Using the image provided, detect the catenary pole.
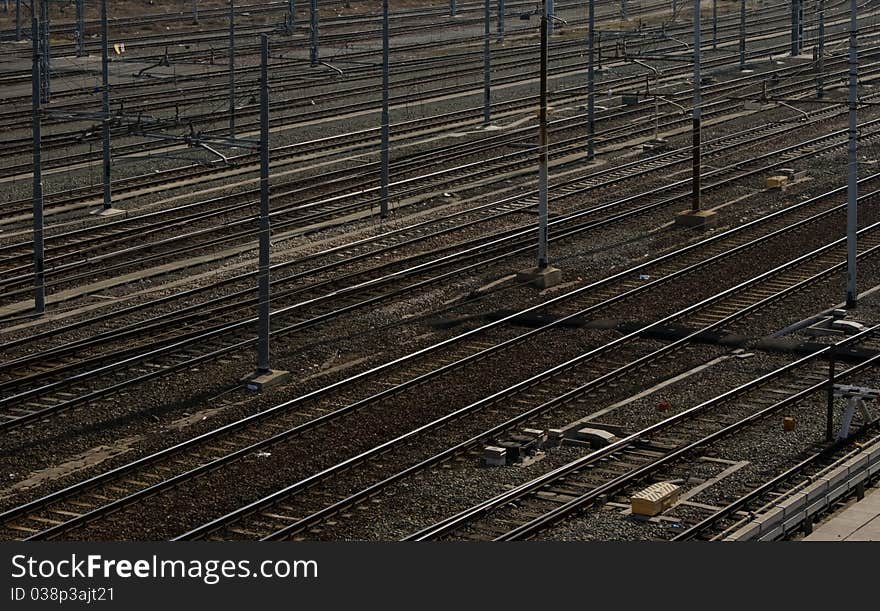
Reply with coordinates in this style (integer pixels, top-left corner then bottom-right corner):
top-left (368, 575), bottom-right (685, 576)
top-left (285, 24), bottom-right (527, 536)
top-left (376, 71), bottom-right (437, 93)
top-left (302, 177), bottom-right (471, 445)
top-left (40, 0), bottom-right (49, 103)
top-left (846, 0), bottom-right (858, 307)
top-left (380, 0), bottom-right (390, 218)
top-left (740, 0), bottom-right (746, 70)
top-left (484, 0), bottom-right (491, 124)
top-left (229, 0), bottom-right (236, 139)
top-left (497, 0), bottom-right (505, 42)
top-left (75, 0), bottom-right (85, 57)
top-left (692, 0), bottom-right (702, 212)
top-left (712, 0), bottom-right (717, 49)
top-left (587, 0), bottom-right (595, 160)
top-left (309, 0), bottom-right (318, 65)
top-left (818, 0), bottom-right (825, 97)
top-left (257, 34), bottom-right (272, 372)
top-left (538, 0), bottom-right (549, 268)
top-left (101, 0), bottom-right (112, 212)
top-left (286, 0), bottom-right (295, 34)
top-left (31, 16), bottom-right (45, 314)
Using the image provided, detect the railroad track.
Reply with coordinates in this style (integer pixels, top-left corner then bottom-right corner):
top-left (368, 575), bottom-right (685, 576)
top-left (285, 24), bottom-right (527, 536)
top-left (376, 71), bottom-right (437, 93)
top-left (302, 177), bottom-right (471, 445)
top-left (1, 108), bottom-right (877, 433)
top-left (5, 26), bottom-right (872, 260)
top-left (0, 0), bottom-right (876, 544)
top-left (0, 97), bottom-right (780, 294)
top-left (0, 0), bottom-right (599, 55)
top-left (1, 67), bottom-right (875, 312)
top-left (0, 0), bottom-right (850, 179)
top-left (666, 413), bottom-right (880, 541)
top-left (0, 173), bottom-right (877, 540)
top-left (403, 331), bottom-right (880, 541)
top-left (2, 33), bottom-right (865, 221)
top-left (0, 8), bottom-right (667, 136)
top-left (175, 218), bottom-right (880, 541)
top-left (0, 76), bottom-right (756, 236)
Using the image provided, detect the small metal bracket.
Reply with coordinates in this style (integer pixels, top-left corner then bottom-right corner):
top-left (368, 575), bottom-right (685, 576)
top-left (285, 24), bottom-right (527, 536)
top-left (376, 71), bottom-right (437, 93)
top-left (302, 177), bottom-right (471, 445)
top-left (833, 385), bottom-right (879, 440)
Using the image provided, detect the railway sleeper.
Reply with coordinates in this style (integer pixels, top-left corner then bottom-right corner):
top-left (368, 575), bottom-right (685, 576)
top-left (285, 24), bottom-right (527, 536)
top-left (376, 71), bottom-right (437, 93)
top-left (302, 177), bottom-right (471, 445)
top-left (533, 491), bottom-right (578, 504)
top-left (47, 509), bottom-right (83, 519)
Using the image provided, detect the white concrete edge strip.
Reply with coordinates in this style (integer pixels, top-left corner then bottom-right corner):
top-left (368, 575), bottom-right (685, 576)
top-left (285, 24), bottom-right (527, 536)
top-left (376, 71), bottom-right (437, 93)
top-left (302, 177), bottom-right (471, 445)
top-left (725, 438), bottom-right (880, 541)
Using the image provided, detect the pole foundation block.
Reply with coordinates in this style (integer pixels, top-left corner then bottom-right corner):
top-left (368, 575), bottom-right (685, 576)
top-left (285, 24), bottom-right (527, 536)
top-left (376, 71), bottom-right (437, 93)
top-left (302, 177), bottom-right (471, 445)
top-left (90, 207), bottom-right (124, 217)
top-left (516, 266), bottom-right (562, 289)
top-left (674, 209), bottom-right (717, 229)
top-left (642, 138), bottom-right (669, 152)
top-left (243, 369), bottom-right (291, 392)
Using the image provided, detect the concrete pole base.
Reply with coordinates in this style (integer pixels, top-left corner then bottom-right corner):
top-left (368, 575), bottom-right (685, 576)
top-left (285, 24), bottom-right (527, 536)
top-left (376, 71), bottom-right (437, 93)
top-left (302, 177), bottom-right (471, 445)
top-left (642, 138), bottom-right (669, 152)
top-left (91, 207), bottom-right (124, 217)
top-left (242, 369), bottom-right (291, 392)
top-left (743, 100), bottom-right (775, 111)
top-left (674, 209), bottom-right (718, 229)
top-left (516, 266), bottom-right (562, 289)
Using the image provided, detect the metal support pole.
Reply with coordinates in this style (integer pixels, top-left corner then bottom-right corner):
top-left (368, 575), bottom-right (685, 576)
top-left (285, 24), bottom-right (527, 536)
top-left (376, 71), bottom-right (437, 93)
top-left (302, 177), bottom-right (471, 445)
top-left (101, 0), bottom-right (112, 211)
top-left (798, 0), bottom-right (804, 53)
top-left (654, 92), bottom-right (660, 142)
top-left (740, 0), bottom-right (746, 70)
top-left (791, 0), bottom-right (803, 56)
top-left (846, 0), bottom-right (858, 308)
top-left (547, 0), bottom-right (554, 37)
top-left (497, 0), bottom-right (505, 42)
top-left (483, 0), bottom-right (491, 125)
top-left (380, 0), bottom-right (390, 219)
top-left (587, 0), bottom-right (595, 161)
top-left (621, 0), bottom-right (627, 20)
top-left (309, 0), bottom-right (318, 66)
top-left (826, 356), bottom-right (836, 441)
top-left (712, 0), bottom-right (717, 49)
top-left (43, 11), bottom-right (49, 102)
top-left (286, 0), bottom-right (295, 34)
top-left (818, 0), bottom-right (825, 97)
top-left (39, 0), bottom-right (49, 103)
top-left (257, 34), bottom-right (271, 374)
top-left (538, 0), bottom-right (549, 269)
top-left (692, 0), bottom-right (701, 212)
top-left (192, 0), bottom-right (198, 25)
top-left (75, 0), bottom-right (84, 57)
top-left (450, 0), bottom-right (456, 17)
top-left (15, 0), bottom-right (20, 41)
top-left (31, 17), bottom-right (45, 315)
top-left (229, 0), bottom-right (235, 139)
